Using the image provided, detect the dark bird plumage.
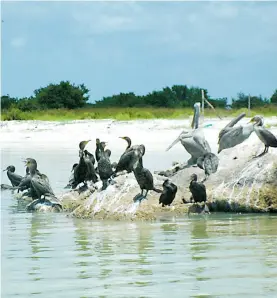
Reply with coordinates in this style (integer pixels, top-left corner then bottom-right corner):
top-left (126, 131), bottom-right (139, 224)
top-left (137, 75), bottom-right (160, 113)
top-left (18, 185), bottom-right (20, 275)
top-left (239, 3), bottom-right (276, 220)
top-left (3, 165), bottom-right (23, 187)
top-left (159, 179), bottom-right (178, 207)
top-left (132, 147), bottom-right (162, 203)
top-left (72, 150), bottom-right (88, 189)
top-left (197, 152), bottom-right (219, 182)
top-left (189, 174), bottom-right (207, 203)
top-left (115, 140), bottom-right (145, 175)
top-left (25, 158), bottom-right (55, 200)
top-left (84, 150), bottom-right (98, 183)
top-left (250, 116), bottom-right (277, 158)
top-left (97, 142), bottom-right (114, 190)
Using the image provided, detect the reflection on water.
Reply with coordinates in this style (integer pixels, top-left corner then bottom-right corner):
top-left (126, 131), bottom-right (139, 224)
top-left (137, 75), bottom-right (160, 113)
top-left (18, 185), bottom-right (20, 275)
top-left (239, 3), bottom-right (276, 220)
top-left (1, 146), bottom-right (277, 297)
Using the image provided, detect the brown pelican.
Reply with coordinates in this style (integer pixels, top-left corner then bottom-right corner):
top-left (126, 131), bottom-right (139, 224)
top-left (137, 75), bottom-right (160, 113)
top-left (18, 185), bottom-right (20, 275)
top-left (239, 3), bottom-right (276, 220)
top-left (218, 113), bottom-right (255, 154)
top-left (249, 115), bottom-right (277, 157)
top-left (166, 102), bottom-right (211, 166)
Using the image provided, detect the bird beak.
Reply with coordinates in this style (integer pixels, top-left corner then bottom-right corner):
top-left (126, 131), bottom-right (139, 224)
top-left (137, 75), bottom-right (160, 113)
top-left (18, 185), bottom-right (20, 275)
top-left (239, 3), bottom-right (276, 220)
top-left (3, 168), bottom-right (7, 172)
top-left (248, 118), bottom-right (254, 123)
top-left (119, 137), bottom-right (124, 139)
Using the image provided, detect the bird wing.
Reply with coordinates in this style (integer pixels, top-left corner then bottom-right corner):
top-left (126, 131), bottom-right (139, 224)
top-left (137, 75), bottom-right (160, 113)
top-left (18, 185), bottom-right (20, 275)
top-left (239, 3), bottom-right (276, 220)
top-left (256, 128), bottom-right (277, 147)
top-left (204, 153), bottom-right (219, 175)
top-left (193, 129), bottom-right (211, 153)
top-left (8, 172), bottom-right (23, 186)
top-left (218, 113), bottom-right (246, 142)
top-left (116, 150), bottom-right (137, 171)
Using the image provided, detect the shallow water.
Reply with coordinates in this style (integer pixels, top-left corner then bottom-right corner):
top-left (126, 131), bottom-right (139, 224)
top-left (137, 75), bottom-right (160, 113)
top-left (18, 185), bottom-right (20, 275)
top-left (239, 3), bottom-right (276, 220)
top-left (1, 133), bottom-right (277, 297)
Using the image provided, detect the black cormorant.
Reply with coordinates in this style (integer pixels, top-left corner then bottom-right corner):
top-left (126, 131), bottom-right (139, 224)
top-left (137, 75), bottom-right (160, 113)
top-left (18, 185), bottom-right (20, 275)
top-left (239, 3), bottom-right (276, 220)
top-left (114, 143), bottom-right (145, 175)
top-left (189, 174), bottom-right (207, 203)
top-left (97, 142), bottom-right (114, 190)
top-left (132, 146), bottom-right (162, 203)
top-left (159, 179), bottom-right (178, 207)
top-left (3, 165), bottom-right (23, 187)
top-left (84, 150), bottom-right (98, 183)
top-left (24, 158), bottom-right (55, 199)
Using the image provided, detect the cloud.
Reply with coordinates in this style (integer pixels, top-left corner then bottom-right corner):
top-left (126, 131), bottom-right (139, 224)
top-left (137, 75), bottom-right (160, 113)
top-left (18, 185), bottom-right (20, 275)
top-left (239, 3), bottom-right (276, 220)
top-left (10, 37), bottom-right (26, 48)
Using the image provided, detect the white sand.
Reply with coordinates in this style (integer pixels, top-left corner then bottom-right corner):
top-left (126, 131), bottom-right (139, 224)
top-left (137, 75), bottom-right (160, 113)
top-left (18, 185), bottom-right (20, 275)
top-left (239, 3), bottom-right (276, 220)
top-left (1, 116), bottom-right (277, 217)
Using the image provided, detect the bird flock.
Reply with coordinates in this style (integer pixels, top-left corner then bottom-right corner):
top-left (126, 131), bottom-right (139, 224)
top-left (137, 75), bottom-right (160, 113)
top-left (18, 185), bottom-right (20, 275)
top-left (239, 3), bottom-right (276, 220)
top-left (2, 103), bottom-right (277, 212)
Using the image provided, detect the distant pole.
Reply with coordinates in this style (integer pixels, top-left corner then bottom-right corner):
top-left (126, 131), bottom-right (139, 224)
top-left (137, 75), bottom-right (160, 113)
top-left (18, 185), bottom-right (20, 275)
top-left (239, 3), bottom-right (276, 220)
top-left (248, 94), bottom-right (251, 116)
top-left (201, 89), bottom-right (205, 116)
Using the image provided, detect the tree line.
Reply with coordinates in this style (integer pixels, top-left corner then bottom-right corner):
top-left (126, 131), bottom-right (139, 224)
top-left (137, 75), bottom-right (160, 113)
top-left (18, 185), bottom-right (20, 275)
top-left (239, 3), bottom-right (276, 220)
top-left (1, 80), bottom-right (277, 112)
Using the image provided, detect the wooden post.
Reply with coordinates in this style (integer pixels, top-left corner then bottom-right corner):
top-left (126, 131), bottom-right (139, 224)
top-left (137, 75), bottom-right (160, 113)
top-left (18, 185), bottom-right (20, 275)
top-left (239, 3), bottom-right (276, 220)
top-left (201, 89), bottom-right (205, 116)
top-left (248, 94), bottom-right (251, 116)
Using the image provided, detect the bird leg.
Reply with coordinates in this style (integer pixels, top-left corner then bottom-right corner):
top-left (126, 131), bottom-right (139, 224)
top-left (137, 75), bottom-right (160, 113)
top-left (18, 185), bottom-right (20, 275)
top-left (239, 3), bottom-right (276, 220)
top-left (252, 146), bottom-right (268, 159)
top-left (133, 190), bottom-right (145, 203)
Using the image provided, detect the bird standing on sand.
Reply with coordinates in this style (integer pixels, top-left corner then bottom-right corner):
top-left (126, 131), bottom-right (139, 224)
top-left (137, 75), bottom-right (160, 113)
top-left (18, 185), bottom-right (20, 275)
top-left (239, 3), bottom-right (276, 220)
top-left (249, 115), bottom-right (277, 158)
top-left (188, 173), bottom-right (207, 203)
top-left (159, 179), bottom-right (178, 207)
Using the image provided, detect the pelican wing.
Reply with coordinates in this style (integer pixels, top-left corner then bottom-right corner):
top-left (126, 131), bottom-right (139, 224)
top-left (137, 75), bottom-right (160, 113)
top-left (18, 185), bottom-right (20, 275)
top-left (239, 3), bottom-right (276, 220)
top-left (218, 113), bottom-right (246, 141)
top-left (192, 129), bottom-right (211, 153)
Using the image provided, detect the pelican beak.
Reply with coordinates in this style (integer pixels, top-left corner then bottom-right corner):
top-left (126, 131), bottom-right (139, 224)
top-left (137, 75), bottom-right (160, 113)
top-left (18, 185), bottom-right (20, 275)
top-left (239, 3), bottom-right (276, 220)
top-left (166, 136), bottom-right (181, 151)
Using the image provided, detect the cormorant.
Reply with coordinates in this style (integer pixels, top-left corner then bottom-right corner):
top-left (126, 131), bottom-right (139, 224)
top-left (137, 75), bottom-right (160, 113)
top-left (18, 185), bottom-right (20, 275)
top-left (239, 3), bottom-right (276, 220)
top-left (72, 140), bottom-right (91, 189)
top-left (166, 102), bottom-right (211, 166)
top-left (159, 179), bottom-right (178, 207)
top-left (189, 174), bottom-right (207, 203)
top-left (3, 165), bottom-right (23, 186)
top-left (218, 113), bottom-right (255, 154)
top-left (72, 150), bottom-right (88, 189)
top-left (97, 142), bottom-right (114, 190)
top-left (64, 163), bottom-right (78, 189)
top-left (114, 143), bottom-right (145, 175)
top-left (84, 149), bottom-right (96, 165)
top-left (84, 150), bottom-right (98, 183)
top-left (196, 152), bottom-right (219, 182)
top-left (250, 115), bottom-right (277, 157)
top-left (132, 146), bottom-right (162, 203)
top-left (95, 139), bottom-right (107, 162)
top-left (24, 158), bottom-right (55, 199)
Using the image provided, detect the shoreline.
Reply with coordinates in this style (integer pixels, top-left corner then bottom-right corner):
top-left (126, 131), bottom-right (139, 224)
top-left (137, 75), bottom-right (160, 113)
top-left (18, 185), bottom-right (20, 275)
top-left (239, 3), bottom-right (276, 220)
top-left (1, 117), bottom-right (277, 220)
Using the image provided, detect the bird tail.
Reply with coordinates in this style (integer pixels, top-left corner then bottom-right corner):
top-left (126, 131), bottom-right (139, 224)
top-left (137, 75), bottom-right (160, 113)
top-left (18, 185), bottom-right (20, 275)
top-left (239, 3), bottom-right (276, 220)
top-left (153, 187), bottom-right (163, 194)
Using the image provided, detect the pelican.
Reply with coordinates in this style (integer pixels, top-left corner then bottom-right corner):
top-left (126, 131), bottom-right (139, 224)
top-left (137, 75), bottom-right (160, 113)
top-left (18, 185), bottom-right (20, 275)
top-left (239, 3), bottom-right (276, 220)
top-left (218, 113), bottom-right (255, 154)
top-left (166, 102), bottom-right (211, 166)
top-left (249, 115), bottom-right (277, 157)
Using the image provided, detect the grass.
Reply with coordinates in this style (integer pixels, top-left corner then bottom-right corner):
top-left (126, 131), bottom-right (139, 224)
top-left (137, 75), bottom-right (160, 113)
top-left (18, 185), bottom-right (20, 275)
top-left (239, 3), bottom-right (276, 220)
top-left (1, 105), bottom-right (277, 121)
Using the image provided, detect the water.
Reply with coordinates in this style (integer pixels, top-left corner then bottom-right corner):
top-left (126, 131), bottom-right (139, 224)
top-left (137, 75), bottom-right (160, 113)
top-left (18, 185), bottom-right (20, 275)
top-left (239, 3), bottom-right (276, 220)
top-left (1, 139), bottom-right (277, 297)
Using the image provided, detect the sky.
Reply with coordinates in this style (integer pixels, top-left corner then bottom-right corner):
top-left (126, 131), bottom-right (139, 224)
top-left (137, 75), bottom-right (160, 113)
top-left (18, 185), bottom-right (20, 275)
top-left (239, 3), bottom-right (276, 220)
top-left (1, 1), bottom-right (277, 103)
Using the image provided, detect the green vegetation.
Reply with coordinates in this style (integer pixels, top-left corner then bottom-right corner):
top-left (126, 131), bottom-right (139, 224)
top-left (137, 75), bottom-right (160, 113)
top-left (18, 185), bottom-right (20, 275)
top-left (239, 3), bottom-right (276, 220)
top-left (1, 81), bottom-right (276, 121)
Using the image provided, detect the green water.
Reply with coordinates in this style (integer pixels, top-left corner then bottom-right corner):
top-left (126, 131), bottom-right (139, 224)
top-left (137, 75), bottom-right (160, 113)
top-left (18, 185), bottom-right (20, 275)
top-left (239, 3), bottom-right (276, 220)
top-left (1, 191), bottom-right (277, 297)
top-left (1, 146), bottom-right (277, 297)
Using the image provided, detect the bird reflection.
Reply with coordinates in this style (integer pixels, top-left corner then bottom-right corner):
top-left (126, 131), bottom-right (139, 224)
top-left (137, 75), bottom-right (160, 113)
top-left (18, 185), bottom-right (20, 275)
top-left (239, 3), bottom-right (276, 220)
top-left (189, 219), bottom-right (210, 282)
top-left (73, 218), bottom-right (93, 279)
top-left (28, 214), bottom-right (53, 282)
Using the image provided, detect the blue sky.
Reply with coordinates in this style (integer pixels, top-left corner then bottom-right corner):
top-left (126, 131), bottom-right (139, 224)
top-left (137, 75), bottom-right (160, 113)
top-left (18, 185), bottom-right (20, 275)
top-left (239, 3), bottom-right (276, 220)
top-left (1, 1), bottom-right (277, 103)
